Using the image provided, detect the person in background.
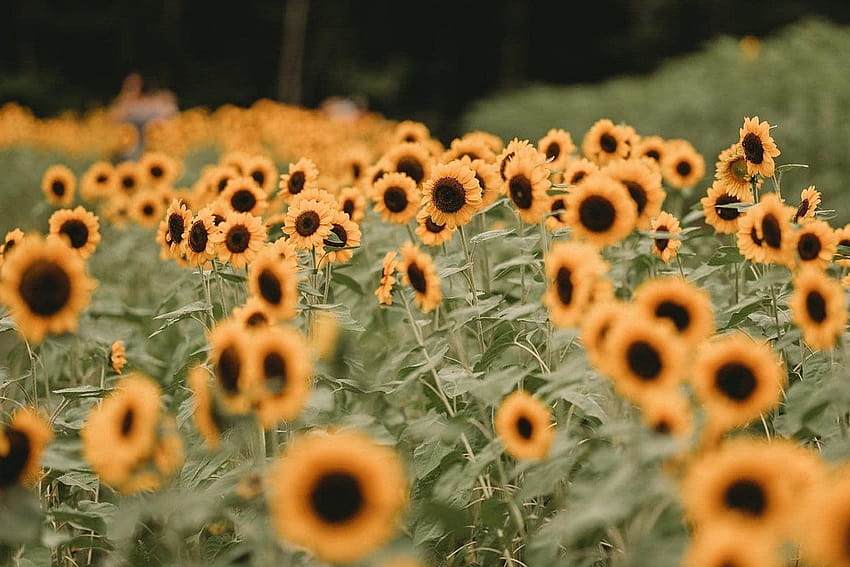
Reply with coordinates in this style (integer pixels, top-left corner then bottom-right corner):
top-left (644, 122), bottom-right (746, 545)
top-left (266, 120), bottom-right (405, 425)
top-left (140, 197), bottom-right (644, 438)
top-left (109, 72), bottom-right (179, 161)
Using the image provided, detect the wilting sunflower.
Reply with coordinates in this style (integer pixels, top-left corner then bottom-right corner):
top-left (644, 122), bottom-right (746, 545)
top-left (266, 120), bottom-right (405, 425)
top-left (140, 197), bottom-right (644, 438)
top-left (791, 219), bottom-right (836, 270)
top-left (337, 186), bottom-right (367, 224)
top-left (700, 181), bottom-right (754, 235)
top-left (414, 209), bottom-right (455, 246)
top-left (81, 373), bottom-right (162, 488)
top-left (47, 206), bottom-right (102, 259)
top-left (738, 116), bottom-right (781, 178)
top-left (282, 197), bottom-right (333, 250)
top-left (181, 207), bottom-right (218, 267)
top-left (736, 193), bottom-right (794, 265)
top-left (495, 138), bottom-right (536, 182)
top-left (580, 300), bottom-right (626, 374)
top-left (0, 233), bottom-right (96, 343)
top-left (649, 211), bottom-right (682, 263)
top-left (543, 240), bottom-right (609, 328)
top-left (565, 172), bottom-right (637, 248)
top-left (279, 157), bottom-right (320, 201)
top-left (243, 154), bottom-right (279, 194)
top-left (0, 407), bottom-right (52, 489)
top-left (793, 185), bottom-right (821, 223)
top-left (440, 135), bottom-right (497, 164)
top-left (563, 157), bottom-right (599, 187)
top-left (789, 267), bottom-right (847, 351)
top-left (799, 469), bottom-right (850, 567)
top-left (502, 148), bottom-right (551, 224)
top-left (111, 340), bottom-right (127, 374)
top-left (375, 251), bottom-right (399, 306)
top-left (637, 390), bottom-right (693, 441)
top-left (633, 135), bottom-right (666, 168)
top-left (680, 437), bottom-right (793, 535)
top-left (661, 139), bottom-right (705, 190)
top-left (129, 191), bottom-right (165, 228)
top-left (212, 211), bottom-right (267, 269)
top-left (252, 325), bottom-right (313, 429)
top-left (41, 164), bottom-right (76, 206)
top-left (420, 160), bottom-right (482, 228)
top-left (581, 119), bottom-right (633, 165)
top-left (399, 241), bottom-right (442, 313)
top-left (139, 151), bottom-right (180, 186)
top-left (494, 390), bottom-right (555, 461)
top-left (372, 172), bottom-right (420, 225)
top-left (208, 319), bottom-right (259, 414)
top-left (266, 430), bottom-right (408, 564)
top-left (714, 143), bottom-right (756, 199)
top-left (603, 158), bottom-right (665, 229)
top-left (114, 160), bottom-right (143, 196)
top-left (602, 312), bottom-right (685, 404)
top-left (681, 524), bottom-right (781, 567)
top-left (382, 142), bottom-right (432, 186)
top-left (247, 246), bottom-right (298, 320)
top-left (220, 176), bottom-right (268, 216)
top-left (319, 209), bottom-right (362, 266)
top-left (155, 198), bottom-right (193, 262)
top-left (690, 331), bottom-right (784, 433)
top-left (537, 128), bottom-right (576, 171)
top-left (632, 276), bottom-right (715, 347)
top-left (80, 160), bottom-right (116, 202)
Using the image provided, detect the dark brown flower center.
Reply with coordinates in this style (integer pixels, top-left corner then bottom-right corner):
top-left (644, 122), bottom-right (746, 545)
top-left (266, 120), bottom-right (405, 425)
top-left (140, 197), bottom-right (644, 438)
top-left (225, 225), bottom-right (251, 253)
top-left (624, 181), bottom-right (647, 215)
top-left (600, 133), bottom-right (617, 154)
top-left (60, 219), bottom-right (90, 249)
top-left (750, 227), bottom-right (763, 247)
top-left (396, 156), bottom-right (424, 184)
top-left (251, 170), bottom-right (265, 186)
top-left (18, 259), bottom-right (72, 316)
top-left (655, 300), bottom-right (690, 332)
top-left (714, 195), bottom-right (741, 221)
top-left (188, 221), bottom-right (209, 253)
top-left (761, 214), bottom-right (782, 249)
top-left (167, 213), bottom-right (185, 245)
top-left (258, 269), bottom-right (282, 305)
top-left (407, 263), bottom-right (427, 293)
top-left (433, 177), bottom-right (467, 213)
top-left (654, 225), bottom-right (669, 252)
top-left (425, 217), bottom-right (445, 233)
top-left (295, 211), bottom-right (321, 237)
top-left (142, 204), bottom-right (155, 217)
top-left (741, 133), bottom-right (765, 165)
top-left (509, 175), bottom-right (533, 209)
top-left (715, 362), bottom-right (756, 401)
top-left (626, 341), bottom-right (662, 380)
top-left (288, 171), bottom-right (306, 194)
top-left (545, 142), bottom-right (560, 161)
top-left (645, 149), bottom-right (660, 161)
top-left (0, 429), bottom-right (30, 488)
top-left (231, 189), bottom-right (257, 213)
top-left (724, 478), bottom-right (766, 516)
top-left (806, 290), bottom-right (827, 323)
top-left (121, 175), bottom-right (136, 190)
top-left (310, 471), bottom-right (363, 524)
top-left (675, 160), bottom-right (692, 177)
top-left (150, 165), bottom-right (164, 179)
top-left (120, 408), bottom-right (135, 436)
top-left (653, 419), bottom-right (671, 434)
top-left (516, 416), bottom-right (533, 440)
top-left (383, 187), bottom-right (409, 213)
top-left (550, 198), bottom-right (566, 220)
top-left (51, 180), bottom-right (66, 196)
top-left (245, 312), bottom-right (268, 327)
top-left (555, 267), bottom-right (573, 305)
top-left (262, 351), bottom-right (287, 394)
top-left (323, 224), bottom-right (348, 248)
top-left (797, 233), bottom-right (822, 261)
top-left (96, 174), bottom-right (108, 184)
top-left (578, 195), bottom-right (616, 232)
top-left (342, 199), bottom-right (355, 218)
top-left (570, 171), bottom-right (587, 185)
top-left (499, 151), bottom-right (515, 180)
top-left (351, 163), bottom-right (362, 180)
top-left (794, 200), bottom-right (809, 222)
top-left (216, 346), bottom-right (241, 394)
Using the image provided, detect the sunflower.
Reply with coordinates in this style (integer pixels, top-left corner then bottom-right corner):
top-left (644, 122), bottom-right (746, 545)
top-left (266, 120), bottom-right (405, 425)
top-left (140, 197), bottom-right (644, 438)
top-left (114, 160), bottom-right (143, 195)
top-left (494, 390), bottom-right (555, 461)
top-left (41, 164), bottom-right (76, 206)
top-left (1, 228), bottom-right (25, 266)
top-left (603, 158), bottom-right (665, 229)
top-left (392, 119), bottom-right (431, 144)
top-left (139, 151), bottom-right (180, 186)
top-left (714, 143), bottom-right (756, 199)
top-left (372, 172), bottom-right (420, 225)
top-left (47, 206), bottom-right (102, 259)
top-left (738, 116), bottom-right (781, 178)
top-left (337, 186), bottom-right (367, 224)
top-left (188, 365), bottom-right (224, 450)
top-left (464, 157), bottom-right (502, 208)
top-left (649, 211), bottom-right (682, 263)
top-left (99, 193), bottom-right (131, 227)
top-left (208, 319), bottom-right (259, 414)
top-left (0, 407), bottom-right (52, 489)
top-left (440, 135), bottom-right (497, 164)
top-left (543, 240), bottom-right (609, 328)
top-left (502, 148), bottom-right (551, 224)
top-left (220, 176), bottom-right (268, 216)
top-left (111, 340), bottom-right (127, 374)
top-left (681, 525), bottom-right (781, 567)
top-left (538, 128), bottom-right (576, 171)
top-left (791, 219), bottom-right (836, 270)
top-left (420, 160), bottom-right (482, 228)
top-left (0, 234), bottom-right (96, 343)
top-left (212, 211), bottom-right (267, 269)
top-left (793, 185), bottom-right (821, 223)
top-left (563, 157), bottom-right (599, 187)
top-left (581, 119), bottom-right (633, 165)
top-left (834, 223), bottom-right (850, 267)
top-left (382, 142), bottom-right (434, 186)
top-left (81, 373), bottom-right (162, 488)
top-left (399, 241), bottom-right (441, 313)
top-left (580, 299), bottom-right (626, 374)
top-left (633, 135), bottom-right (666, 167)
top-left (544, 194), bottom-right (570, 232)
top-left (319, 209), bottom-right (362, 266)
top-left (495, 138), bottom-right (537, 182)
top-left (789, 267), bottom-right (847, 350)
top-left (799, 470), bottom-right (850, 567)
top-left (247, 246), bottom-right (298, 320)
top-left (637, 390), bottom-right (693, 441)
top-left (80, 161), bottom-right (116, 202)
top-left (282, 197), bottom-right (333, 250)
top-left (252, 325), bottom-right (313, 429)
top-left (375, 251), bottom-right (399, 306)
top-left (129, 191), bottom-right (166, 228)
top-left (690, 331), bottom-right (785, 433)
top-left (414, 209), bottom-right (455, 247)
top-left (266, 430), bottom-right (408, 564)
top-left (701, 180), bottom-right (754, 235)
top-left (243, 154), bottom-right (279, 194)
top-left (151, 417), bottom-right (184, 480)
top-left (181, 207), bottom-right (218, 267)
top-left (632, 276), bottom-right (715, 347)
top-left (565, 172), bottom-right (637, 248)
top-left (737, 193), bottom-right (794, 265)
top-left (279, 157), bottom-right (320, 201)
top-left (231, 296), bottom-right (276, 329)
top-left (155, 198), bottom-right (193, 262)
top-left (602, 312), bottom-right (685, 404)
top-left (680, 437), bottom-right (793, 535)
top-left (339, 146), bottom-right (372, 186)
top-left (661, 139), bottom-right (705, 190)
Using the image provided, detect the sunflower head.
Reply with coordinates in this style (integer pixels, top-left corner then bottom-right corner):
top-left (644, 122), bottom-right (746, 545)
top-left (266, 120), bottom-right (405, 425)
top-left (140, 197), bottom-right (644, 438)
top-left (0, 407), bottom-right (53, 489)
top-left (420, 160), bottom-right (482, 228)
top-left (661, 138), bottom-right (705, 190)
top-left (41, 164), bottom-right (76, 206)
top-left (494, 391), bottom-right (556, 461)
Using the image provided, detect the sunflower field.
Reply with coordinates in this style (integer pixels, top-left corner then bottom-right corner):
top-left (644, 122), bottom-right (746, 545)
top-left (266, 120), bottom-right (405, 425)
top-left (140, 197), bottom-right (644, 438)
top-left (2, 80), bottom-right (850, 567)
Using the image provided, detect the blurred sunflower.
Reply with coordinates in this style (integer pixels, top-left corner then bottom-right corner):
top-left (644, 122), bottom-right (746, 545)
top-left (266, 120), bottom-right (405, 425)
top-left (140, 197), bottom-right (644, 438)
top-left (337, 186), bottom-right (367, 224)
top-left (580, 299), bottom-right (626, 374)
top-left (231, 296), bottom-right (276, 329)
top-left (213, 211), bottom-right (267, 269)
top-left (220, 176), bottom-right (268, 216)
top-left (700, 180), bottom-right (753, 235)
top-left (266, 430), bottom-right (408, 564)
top-left (564, 172), bottom-right (637, 248)
top-left (375, 251), bottom-right (399, 306)
top-left (41, 164), bottom-right (76, 206)
top-left (0, 233), bottom-right (95, 343)
top-left (603, 158), bottom-right (665, 229)
top-left (319, 209), bottom-right (362, 266)
top-left (495, 138), bottom-right (536, 182)
top-left (155, 198), bottom-right (192, 262)
top-left (464, 157), bottom-right (502, 209)
top-left (537, 128), bottom-right (576, 171)
top-left (243, 154), bottom-right (279, 194)
top-left (661, 139), bottom-right (705, 190)
top-left (563, 157), bottom-right (599, 187)
top-left (738, 116), bottom-right (781, 178)
top-left (181, 207), bottom-right (218, 267)
top-left (420, 160), bottom-right (482, 228)
top-left (372, 172), bottom-right (420, 225)
top-left (252, 325), bottom-right (313, 429)
top-left (0, 407), bottom-right (52, 490)
top-left (799, 468), bottom-right (850, 567)
top-left (139, 151), bottom-right (180, 186)
top-left (649, 211), bottom-right (682, 263)
top-left (1, 228), bottom-right (25, 266)
top-left (581, 119), bottom-right (633, 165)
top-left (834, 223), bottom-right (850, 267)
top-left (793, 185), bottom-right (821, 223)
top-left (47, 206), bottom-right (102, 259)
top-left (637, 390), bottom-right (693, 441)
top-left (791, 219), bottom-right (836, 270)
top-left (631, 276), bottom-right (715, 347)
top-left (494, 390), bottom-right (555, 461)
top-left (208, 319), bottom-right (259, 414)
top-left (80, 160), bottom-right (116, 202)
top-left (247, 246), bottom-right (299, 320)
top-left (440, 134), bottom-right (497, 164)
top-left (188, 365), bottom-right (224, 450)
top-left (279, 157), bottom-right (320, 201)
top-left (789, 267), bottom-right (847, 351)
top-left (392, 119), bottom-right (431, 145)
top-left (383, 142), bottom-right (432, 186)
top-left (681, 524), bottom-right (781, 567)
top-left (633, 135), bottom-right (666, 167)
top-left (129, 191), bottom-right (166, 228)
top-left (543, 240), bottom-right (608, 328)
top-left (114, 161), bottom-right (143, 196)
top-left (544, 194), bottom-right (569, 233)
top-left (110, 340), bottom-right (127, 374)
top-left (502, 148), bottom-right (551, 224)
top-left (399, 242), bottom-right (441, 313)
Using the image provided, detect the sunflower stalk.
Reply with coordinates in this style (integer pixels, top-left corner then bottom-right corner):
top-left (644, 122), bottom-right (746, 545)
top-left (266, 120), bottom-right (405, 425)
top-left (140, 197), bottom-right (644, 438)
top-left (199, 267), bottom-right (215, 326)
top-left (458, 225), bottom-right (486, 353)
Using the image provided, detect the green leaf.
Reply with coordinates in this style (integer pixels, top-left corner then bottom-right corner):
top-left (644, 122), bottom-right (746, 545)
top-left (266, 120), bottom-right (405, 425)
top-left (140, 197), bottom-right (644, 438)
top-left (413, 437), bottom-right (454, 478)
top-left (0, 486), bottom-right (44, 544)
top-left (331, 271), bottom-right (365, 295)
top-left (707, 246), bottom-right (744, 265)
top-left (470, 228), bottom-right (514, 245)
top-left (53, 385), bottom-right (109, 398)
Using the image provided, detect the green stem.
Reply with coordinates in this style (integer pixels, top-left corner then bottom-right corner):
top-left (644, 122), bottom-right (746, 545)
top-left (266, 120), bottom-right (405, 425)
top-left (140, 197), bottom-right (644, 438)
top-left (459, 225), bottom-right (486, 353)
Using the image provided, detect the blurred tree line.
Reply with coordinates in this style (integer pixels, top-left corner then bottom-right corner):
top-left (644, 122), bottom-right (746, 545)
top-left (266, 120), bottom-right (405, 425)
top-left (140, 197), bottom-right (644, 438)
top-left (2, 0), bottom-right (849, 141)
